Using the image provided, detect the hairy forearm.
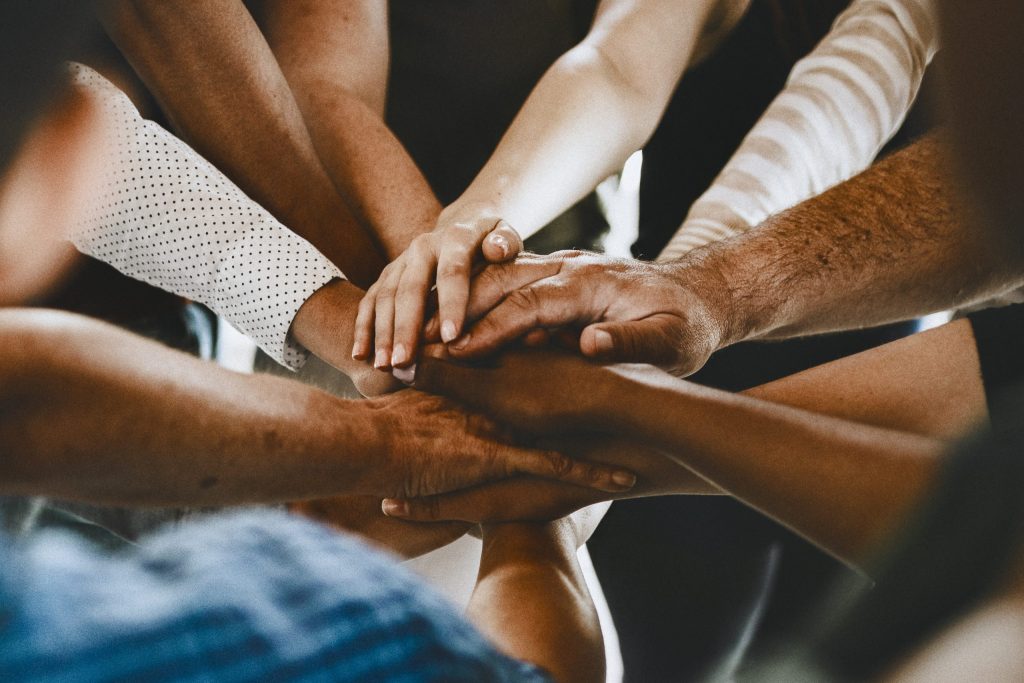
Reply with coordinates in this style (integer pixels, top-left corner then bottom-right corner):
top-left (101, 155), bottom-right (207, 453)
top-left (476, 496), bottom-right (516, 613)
top-left (679, 133), bottom-right (1024, 346)
top-left (0, 309), bottom-right (381, 506)
top-left (602, 366), bottom-right (943, 564)
top-left (470, 522), bottom-right (604, 683)
top-left (96, 0), bottom-right (384, 284)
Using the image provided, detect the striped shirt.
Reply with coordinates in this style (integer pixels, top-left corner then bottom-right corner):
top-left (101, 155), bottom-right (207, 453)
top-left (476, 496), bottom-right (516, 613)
top-left (0, 510), bottom-right (548, 682)
top-left (659, 0), bottom-right (938, 260)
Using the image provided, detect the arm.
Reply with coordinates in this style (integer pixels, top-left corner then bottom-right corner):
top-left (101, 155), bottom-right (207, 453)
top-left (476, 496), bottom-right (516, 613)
top-left (94, 0), bottom-right (385, 283)
top-left (385, 319), bottom-right (984, 525)
top-left (0, 310), bottom-right (634, 507)
top-left (68, 63), bottom-right (394, 393)
top-left (446, 133), bottom-right (1024, 373)
top-left (257, 0), bottom-right (441, 259)
top-left (353, 0), bottom-right (740, 367)
top-left (407, 337), bottom-right (973, 565)
top-left (468, 520), bottom-right (605, 683)
top-left (661, 0), bottom-right (939, 258)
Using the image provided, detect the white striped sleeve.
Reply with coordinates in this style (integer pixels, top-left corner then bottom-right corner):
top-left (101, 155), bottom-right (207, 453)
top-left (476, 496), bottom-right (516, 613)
top-left (658, 0), bottom-right (938, 261)
top-left (67, 63), bottom-right (345, 370)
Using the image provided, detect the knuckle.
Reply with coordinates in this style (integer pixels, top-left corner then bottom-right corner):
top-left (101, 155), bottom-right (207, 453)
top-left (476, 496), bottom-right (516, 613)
top-left (546, 451), bottom-right (574, 478)
top-left (506, 286), bottom-right (542, 311)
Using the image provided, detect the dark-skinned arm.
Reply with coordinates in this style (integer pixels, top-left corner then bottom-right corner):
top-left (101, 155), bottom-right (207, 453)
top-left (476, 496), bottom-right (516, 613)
top-left (397, 322), bottom-right (988, 566)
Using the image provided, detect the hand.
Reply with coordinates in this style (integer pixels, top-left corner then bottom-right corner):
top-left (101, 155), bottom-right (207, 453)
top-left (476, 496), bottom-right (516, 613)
top-left (442, 250), bottom-right (729, 377)
top-left (413, 347), bottom-right (621, 434)
top-left (381, 433), bottom-right (719, 523)
top-left (291, 279), bottom-right (401, 397)
top-left (289, 495), bottom-right (470, 559)
top-left (355, 389), bottom-right (637, 499)
top-left (352, 204), bottom-right (524, 370)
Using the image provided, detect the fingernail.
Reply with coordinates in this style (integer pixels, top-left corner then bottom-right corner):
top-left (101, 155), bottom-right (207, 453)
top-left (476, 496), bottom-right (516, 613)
top-left (391, 343), bottom-right (408, 366)
top-left (351, 342), bottom-right (362, 360)
top-left (374, 348), bottom-right (388, 369)
top-left (441, 320), bottom-right (458, 343)
top-left (381, 499), bottom-right (408, 517)
top-left (392, 364), bottom-right (416, 385)
top-left (489, 233), bottom-right (509, 258)
top-left (450, 333), bottom-right (471, 351)
top-left (612, 471), bottom-right (636, 489)
top-left (593, 329), bottom-right (614, 353)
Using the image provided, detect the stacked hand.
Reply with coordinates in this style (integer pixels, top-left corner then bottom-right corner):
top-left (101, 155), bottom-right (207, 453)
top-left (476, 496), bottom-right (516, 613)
top-left (352, 204), bottom-right (524, 369)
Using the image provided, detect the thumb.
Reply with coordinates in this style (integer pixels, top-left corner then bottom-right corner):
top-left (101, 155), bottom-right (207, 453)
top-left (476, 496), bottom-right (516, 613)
top-left (580, 314), bottom-right (702, 374)
top-left (481, 220), bottom-right (524, 263)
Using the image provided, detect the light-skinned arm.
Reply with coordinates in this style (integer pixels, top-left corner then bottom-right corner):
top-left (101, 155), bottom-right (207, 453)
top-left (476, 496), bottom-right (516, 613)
top-left (395, 318), bottom-right (989, 565)
top-left (0, 309), bottom-right (636, 508)
top-left (354, 0), bottom-right (747, 367)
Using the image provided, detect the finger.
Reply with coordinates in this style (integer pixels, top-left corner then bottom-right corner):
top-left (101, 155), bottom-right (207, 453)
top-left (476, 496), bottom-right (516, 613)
top-left (504, 446), bottom-right (637, 494)
top-left (353, 287), bottom-right (379, 361)
top-left (391, 245), bottom-right (436, 367)
top-left (480, 220), bottom-right (524, 263)
top-left (435, 238), bottom-right (479, 344)
top-left (373, 267), bottom-right (404, 369)
top-left (413, 356), bottom-right (487, 405)
top-left (450, 278), bottom-right (591, 358)
top-left (382, 480), bottom-right (601, 523)
top-left (463, 256), bottom-right (563, 324)
top-left (580, 314), bottom-right (696, 373)
top-left (523, 328), bottom-right (550, 347)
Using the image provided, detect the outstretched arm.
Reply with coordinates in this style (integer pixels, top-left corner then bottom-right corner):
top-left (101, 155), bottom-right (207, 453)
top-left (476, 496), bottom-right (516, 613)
top-left (94, 0), bottom-right (385, 281)
top-left (443, 133), bottom-right (1024, 375)
top-left (402, 319), bottom-right (989, 565)
top-left (258, 0), bottom-right (441, 259)
top-left (0, 310), bottom-right (634, 508)
top-left (353, 0), bottom-right (741, 368)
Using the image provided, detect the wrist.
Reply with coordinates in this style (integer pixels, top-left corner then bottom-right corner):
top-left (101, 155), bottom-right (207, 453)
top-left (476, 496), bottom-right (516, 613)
top-left (662, 247), bottom-right (750, 350)
top-left (480, 520), bottom-right (576, 570)
top-left (291, 279), bottom-right (399, 396)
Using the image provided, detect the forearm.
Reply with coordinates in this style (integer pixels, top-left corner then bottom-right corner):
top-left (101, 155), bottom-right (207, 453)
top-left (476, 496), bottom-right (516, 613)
top-left (259, 0), bottom-right (439, 260)
top-left (450, 0), bottom-right (717, 240)
top-left (469, 521), bottom-right (604, 683)
top-left (0, 309), bottom-right (381, 506)
top-left (680, 133), bottom-right (1024, 346)
top-left (96, 0), bottom-right (384, 282)
top-left (603, 365), bottom-right (944, 563)
top-left (744, 318), bottom-right (987, 440)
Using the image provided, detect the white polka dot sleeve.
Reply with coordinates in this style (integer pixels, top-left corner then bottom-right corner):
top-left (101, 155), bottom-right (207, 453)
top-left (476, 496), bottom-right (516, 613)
top-left (68, 63), bottom-right (344, 370)
top-left (659, 0), bottom-right (938, 260)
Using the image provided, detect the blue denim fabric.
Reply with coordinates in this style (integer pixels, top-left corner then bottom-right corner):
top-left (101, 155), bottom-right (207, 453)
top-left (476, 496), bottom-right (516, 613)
top-left (0, 509), bottom-right (548, 682)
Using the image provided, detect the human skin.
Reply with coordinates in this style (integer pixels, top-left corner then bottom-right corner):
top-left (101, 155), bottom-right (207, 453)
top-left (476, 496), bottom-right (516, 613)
top-left (389, 317), bottom-right (986, 566)
top-left (355, 0), bottom-right (748, 367)
top-left (0, 309), bottom-right (637, 508)
top-left (469, 518), bottom-right (607, 683)
top-left (437, 133), bottom-right (1024, 376)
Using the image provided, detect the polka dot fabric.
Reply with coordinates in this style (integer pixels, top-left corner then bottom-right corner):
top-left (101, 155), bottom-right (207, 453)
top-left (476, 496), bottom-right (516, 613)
top-left (68, 63), bottom-right (344, 370)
